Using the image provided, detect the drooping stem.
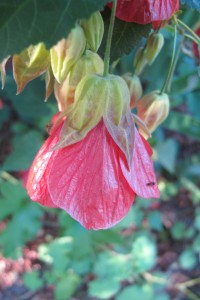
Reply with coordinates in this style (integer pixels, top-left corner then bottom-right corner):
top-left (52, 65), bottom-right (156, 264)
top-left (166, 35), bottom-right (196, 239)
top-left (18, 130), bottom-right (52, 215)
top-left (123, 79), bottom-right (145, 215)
top-left (176, 18), bottom-right (200, 44)
top-left (160, 25), bottom-right (177, 94)
top-left (103, 0), bottom-right (117, 77)
top-left (167, 35), bottom-right (184, 92)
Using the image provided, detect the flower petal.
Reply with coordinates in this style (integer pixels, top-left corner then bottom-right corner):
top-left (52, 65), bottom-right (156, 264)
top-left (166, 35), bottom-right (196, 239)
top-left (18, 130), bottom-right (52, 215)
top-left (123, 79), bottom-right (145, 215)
top-left (108, 0), bottom-right (179, 24)
top-left (120, 127), bottom-right (160, 198)
top-left (48, 120), bottom-right (135, 230)
top-left (26, 123), bottom-right (62, 207)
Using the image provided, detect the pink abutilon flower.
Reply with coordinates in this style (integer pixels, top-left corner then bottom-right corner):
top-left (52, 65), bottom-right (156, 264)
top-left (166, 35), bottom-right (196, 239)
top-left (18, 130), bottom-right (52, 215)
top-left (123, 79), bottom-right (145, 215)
top-left (26, 117), bottom-right (159, 230)
top-left (108, 0), bottom-right (179, 25)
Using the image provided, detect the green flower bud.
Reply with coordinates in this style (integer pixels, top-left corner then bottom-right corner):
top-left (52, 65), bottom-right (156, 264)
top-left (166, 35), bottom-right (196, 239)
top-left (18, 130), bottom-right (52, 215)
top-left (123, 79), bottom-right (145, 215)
top-left (146, 32), bottom-right (164, 65)
top-left (123, 73), bottom-right (143, 109)
top-left (133, 47), bottom-right (147, 75)
top-left (137, 90), bottom-right (170, 137)
top-left (80, 11), bottom-right (104, 52)
top-left (50, 25), bottom-right (86, 83)
top-left (69, 50), bottom-right (104, 86)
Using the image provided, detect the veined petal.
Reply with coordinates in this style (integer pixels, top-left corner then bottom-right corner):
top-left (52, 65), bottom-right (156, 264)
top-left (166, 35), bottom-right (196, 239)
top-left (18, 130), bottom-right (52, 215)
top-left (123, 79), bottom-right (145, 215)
top-left (26, 123), bottom-right (62, 207)
top-left (120, 127), bottom-right (160, 198)
top-left (48, 120), bottom-right (135, 230)
top-left (108, 0), bottom-right (179, 24)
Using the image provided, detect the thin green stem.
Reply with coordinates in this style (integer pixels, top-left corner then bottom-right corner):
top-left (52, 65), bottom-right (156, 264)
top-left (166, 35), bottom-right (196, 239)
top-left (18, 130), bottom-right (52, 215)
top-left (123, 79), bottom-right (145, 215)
top-left (167, 36), bottom-right (184, 92)
top-left (160, 25), bottom-right (177, 94)
top-left (176, 18), bottom-right (200, 44)
top-left (103, 0), bottom-right (117, 77)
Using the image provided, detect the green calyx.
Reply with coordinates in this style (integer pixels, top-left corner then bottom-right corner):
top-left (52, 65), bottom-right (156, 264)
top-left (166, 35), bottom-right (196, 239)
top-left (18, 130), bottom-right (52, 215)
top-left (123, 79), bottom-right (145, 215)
top-left (50, 24), bottom-right (86, 83)
top-left (80, 11), bottom-right (104, 52)
top-left (69, 50), bottom-right (104, 86)
top-left (53, 74), bottom-right (135, 169)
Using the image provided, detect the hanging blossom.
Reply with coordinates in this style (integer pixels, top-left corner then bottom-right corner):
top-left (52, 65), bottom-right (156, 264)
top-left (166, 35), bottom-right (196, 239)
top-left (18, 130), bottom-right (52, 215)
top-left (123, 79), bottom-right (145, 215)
top-left (108, 0), bottom-right (179, 25)
top-left (26, 73), bottom-right (160, 230)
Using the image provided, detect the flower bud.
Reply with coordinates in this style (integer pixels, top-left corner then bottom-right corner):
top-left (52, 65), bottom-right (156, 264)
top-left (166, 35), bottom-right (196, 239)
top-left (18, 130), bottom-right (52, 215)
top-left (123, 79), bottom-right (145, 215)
top-left (123, 73), bottom-right (143, 109)
top-left (146, 32), bottom-right (164, 65)
top-left (80, 11), bottom-right (104, 52)
top-left (50, 25), bottom-right (86, 83)
top-left (137, 90), bottom-right (170, 137)
top-left (133, 47), bottom-right (147, 75)
top-left (69, 50), bottom-right (104, 86)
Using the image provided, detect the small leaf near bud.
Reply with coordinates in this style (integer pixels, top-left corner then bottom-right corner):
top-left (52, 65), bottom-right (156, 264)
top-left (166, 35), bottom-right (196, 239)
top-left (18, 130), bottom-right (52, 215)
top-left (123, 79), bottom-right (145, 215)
top-left (50, 25), bottom-right (86, 83)
top-left (69, 50), bottom-right (104, 86)
top-left (137, 90), bottom-right (170, 138)
top-left (80, 11), bottom-right (104, 52)
top-left (13, 43), bottom-right (50, 94)
top-left (146, 32), bottom-right (164, 65)
top-left (123, 73), bottom-right (143, 109)
top-left (133, 47), bottom-right (147, 75)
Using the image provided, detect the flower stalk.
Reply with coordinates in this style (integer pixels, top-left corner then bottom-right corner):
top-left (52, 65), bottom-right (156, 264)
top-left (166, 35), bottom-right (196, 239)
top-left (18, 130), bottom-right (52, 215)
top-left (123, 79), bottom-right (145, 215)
top-left (103, 0), bottom-right (117, 77)
top-left (160, 25), bottom-right (177, 94)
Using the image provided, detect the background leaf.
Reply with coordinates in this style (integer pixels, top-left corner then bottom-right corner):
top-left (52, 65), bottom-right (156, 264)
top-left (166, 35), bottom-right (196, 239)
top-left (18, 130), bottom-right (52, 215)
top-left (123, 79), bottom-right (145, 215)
top-left (181, 0), bottom-right (200, 11)
top-left (0, 0), bottom-right (109, 62)
top-left (99, 8), bottom-right (151, 62)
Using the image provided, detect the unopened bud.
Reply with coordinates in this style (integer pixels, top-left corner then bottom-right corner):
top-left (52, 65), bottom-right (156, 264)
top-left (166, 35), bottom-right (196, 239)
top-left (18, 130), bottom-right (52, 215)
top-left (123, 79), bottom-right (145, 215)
top-left (80, 11), bottom-right (104, 52)
top-left (123, 73), bottom-right (143, 109)
top-left (137, 90), bottom-right (170, 137)
top-left (69, 50), bottom-right (104, 86)
top-left (146, 32), bottom-right (164, 65)
top-left (50, 25), bottom-right (86, 83)
top-left (133, 47), bottom-right (147, 75)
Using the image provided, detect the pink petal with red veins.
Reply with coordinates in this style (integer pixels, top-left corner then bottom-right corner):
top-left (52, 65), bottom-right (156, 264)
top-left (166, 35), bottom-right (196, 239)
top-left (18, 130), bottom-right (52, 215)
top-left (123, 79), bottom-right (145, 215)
top-left (26, 123), bottom-right (62, 207)
top-left (48, 120), bottom-right (135, 230)
top-left (108, 0), bottom-right (179, 24)
top-left (120, 127), bottom-right (160, 199)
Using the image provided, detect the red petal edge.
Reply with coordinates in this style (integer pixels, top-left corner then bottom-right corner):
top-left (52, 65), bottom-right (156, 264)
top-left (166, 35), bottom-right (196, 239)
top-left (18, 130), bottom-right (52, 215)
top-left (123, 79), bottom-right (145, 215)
top-left (48, 120), bottom-right (135, 230)
top-left (120, 127), bottom-right (160, 199)
top-left (26, 122), bottom-right (62, 207)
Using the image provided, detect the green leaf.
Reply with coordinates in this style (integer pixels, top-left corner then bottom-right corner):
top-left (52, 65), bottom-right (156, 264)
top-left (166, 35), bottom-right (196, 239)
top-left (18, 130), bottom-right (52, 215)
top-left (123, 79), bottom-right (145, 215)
top-left (0, 0), bottom-right (109, 62)
top-left (89, 279), bottom-right (120, 299)
top-left (2, 130), bottom-right (43, 171)
top-left (179, 249), bottom-right (197, 270)
top-left (171, 222), bottom-right (186, 240)
top-left (23, 271), bottom-right (43, 291)
top-left (54, 272), bottom-right (80, 300)
top-left (131, 234), bottom-right (157, 273)
top-left (117, 285), bottom-right (154, 300)
top-left (148, 211), bottom-right (163, 231)
top-left (99, 8), bottom-right (151, 62)
top-left (1, 77), bottom-right (51, 123)
top-left (0, 180), bottom-right (27, 219)
top-left (93, 252), bottom-right (132, 282)
top-left (163, 112), bottom-right (200, 141)
top-left (38, 237), bottom-right (74, 271)
top-left (0, 202), bottom-right (42, 259)
top-left (193, 234), bottom-right (200, 252)
top-left (156, 139), bottom-right (178, 173)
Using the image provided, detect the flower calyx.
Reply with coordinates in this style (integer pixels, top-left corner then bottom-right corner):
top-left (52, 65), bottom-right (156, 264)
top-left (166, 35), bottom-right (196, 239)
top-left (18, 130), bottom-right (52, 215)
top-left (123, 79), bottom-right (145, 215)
top-left (80, 11), bottom-right (104, 52)
top-left (54, 74), bottom-right (135, 169)
top-left (50, 24), bottom-right (86, 83)
top-left (123, 73), bottom-right (143, 109)
top-left (137, 90), bottom-right (170, 137)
